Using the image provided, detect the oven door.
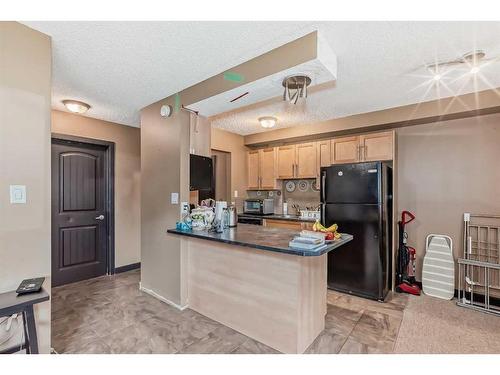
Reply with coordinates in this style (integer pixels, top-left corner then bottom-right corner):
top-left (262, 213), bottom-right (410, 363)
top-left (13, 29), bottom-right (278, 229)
top-left (237, 216), bottom-right (263, 225)
top-left (244, 200), bottom-right (263, 214)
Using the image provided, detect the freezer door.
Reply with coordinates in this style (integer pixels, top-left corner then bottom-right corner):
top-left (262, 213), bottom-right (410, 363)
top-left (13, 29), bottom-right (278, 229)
top-left (324, 203), bottom-right (385, 300)
top-left (321, 162), bottom-right (380, 204)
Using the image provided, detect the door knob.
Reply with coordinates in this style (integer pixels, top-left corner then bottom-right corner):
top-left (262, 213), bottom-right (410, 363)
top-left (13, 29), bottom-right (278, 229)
top-left (95, 215), bottom-right (105, 220)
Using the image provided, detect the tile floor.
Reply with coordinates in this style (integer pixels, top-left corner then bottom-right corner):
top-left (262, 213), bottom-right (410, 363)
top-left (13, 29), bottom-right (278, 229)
top-left (51, 269), bottom-right (409, 354)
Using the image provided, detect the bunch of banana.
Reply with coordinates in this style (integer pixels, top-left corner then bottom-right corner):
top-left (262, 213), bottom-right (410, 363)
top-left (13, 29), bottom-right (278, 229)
top-left (313, 220), bottom-right (337, 233)
top-left (313, 220), bottom-right (341, 240)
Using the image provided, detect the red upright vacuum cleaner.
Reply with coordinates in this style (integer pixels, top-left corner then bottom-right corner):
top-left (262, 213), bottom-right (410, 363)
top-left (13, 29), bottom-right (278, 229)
top-left (395, 211), bottom-right (421, 296)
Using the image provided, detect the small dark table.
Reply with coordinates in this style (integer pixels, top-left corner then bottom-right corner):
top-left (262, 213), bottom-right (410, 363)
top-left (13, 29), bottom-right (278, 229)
top-left (0, 288), bottom-right (49, 354)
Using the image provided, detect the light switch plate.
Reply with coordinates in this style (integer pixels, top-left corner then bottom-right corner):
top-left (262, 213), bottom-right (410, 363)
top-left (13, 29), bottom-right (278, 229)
top-left (10, 185), bottom-right (26, 204)
top-left (171, 192), bottom-right (179, 204)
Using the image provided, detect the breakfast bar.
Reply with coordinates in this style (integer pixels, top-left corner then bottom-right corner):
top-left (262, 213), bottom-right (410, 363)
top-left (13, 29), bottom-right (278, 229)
top-left (167, 224), bottom-right (352, 353)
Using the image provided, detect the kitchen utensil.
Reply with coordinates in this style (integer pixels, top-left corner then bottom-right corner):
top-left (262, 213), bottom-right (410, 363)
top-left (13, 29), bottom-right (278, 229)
top-left (228, 205), bottom-right (237, 227)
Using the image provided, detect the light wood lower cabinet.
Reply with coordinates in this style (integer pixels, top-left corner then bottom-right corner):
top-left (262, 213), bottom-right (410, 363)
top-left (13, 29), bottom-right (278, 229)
top-left (263, 219), bottom-right (313, 231)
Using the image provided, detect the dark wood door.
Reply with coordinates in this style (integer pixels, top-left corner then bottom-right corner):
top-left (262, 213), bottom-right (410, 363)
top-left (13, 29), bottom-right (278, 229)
top-left (51, 140), bottom-right (108, 286)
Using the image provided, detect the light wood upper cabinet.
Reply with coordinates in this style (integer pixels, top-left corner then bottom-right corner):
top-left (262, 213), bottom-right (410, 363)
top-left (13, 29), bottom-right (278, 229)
top-left (276, 145), bottom-right (296, 179)
top-left (247, 131), bottom-right (394, 189)
top-left (331, 131), bottom-right (394, 164)
top-left (247, 148), bottom-right (278, 190)
top-left (331, 136), bottom-right (360, 164)
top-left (260, 148), bottom-right (277, 189)
top-left (295, 142), bottom-right (317, 178)
top-left (360, 131), bottom-right (393, 161)
top-left (247, 150), bottom-right (260, 190)
top-left (317, 140), bottom-right (331, 169)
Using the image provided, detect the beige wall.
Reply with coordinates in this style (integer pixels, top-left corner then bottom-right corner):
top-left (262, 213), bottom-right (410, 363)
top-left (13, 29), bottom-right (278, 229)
top-left (0, 22), bottom-right (51, 353)
top-left (211, 149), bottom-right (231, 202)
top-left (140, 101), bottom-right (191, 307)
top-left (51, 110), bottom-right (141, 267)
top-left (244, 88), bottom-right (500, 147)
top-left (211, 127), bottom-right (249, 210)
top-left (140, 32), bottom-right (316, 306)
top-left (190, 114), bottom-right (211, 157)
top-left (396, 113), bottom-right (500, 284)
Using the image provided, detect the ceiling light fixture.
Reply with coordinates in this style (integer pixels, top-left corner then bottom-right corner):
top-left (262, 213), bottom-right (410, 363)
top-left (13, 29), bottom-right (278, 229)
top-left (259, 116), bottom-right (277, 129)
top-left (470, 66), bottom-right (481, 74)
top-left (283, 75), bottom-right (311, 104)
top-left (433, 73), bottom-right (442, 81)
top-left (62, 100), bottom-right (90, 114)
top-left (425, 50), bottom-right (487, 74)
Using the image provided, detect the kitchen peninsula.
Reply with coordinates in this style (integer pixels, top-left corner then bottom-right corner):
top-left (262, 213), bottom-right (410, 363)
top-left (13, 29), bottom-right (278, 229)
top-left (167, 224), bottom-right (352, 353)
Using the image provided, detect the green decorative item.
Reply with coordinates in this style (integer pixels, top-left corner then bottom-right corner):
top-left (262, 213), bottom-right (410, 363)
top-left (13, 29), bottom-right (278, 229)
top-left (174, 93), bottom-right (180, 112)
top-left (223, 71), bottom-right (244, 83)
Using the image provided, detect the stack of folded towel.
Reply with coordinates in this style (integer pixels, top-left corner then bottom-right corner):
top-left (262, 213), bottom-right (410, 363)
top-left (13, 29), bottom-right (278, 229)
top-left (289, 230), bottom-right (327, 251)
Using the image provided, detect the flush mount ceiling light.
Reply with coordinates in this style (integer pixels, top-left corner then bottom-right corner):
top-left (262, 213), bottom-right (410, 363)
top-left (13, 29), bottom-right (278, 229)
top-left (282, 74), bottom-right (311, 104)
top-left (426, 50), bottom-right (487, 75)
top-left (259, 116), bottom-right (277, 129)
top-left (62, 100), bottom-right (90, 114)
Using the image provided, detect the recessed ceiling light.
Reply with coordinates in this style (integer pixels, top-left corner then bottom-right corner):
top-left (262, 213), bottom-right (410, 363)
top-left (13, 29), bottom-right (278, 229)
top-left (259, 116), bottom-right (277, 129)
top-left (62, 100), bottom-right (90, 114)
top-left (470, 66), bottom-right (481, 74)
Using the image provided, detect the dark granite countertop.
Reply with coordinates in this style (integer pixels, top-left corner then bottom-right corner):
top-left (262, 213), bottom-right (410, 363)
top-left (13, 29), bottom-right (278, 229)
top-left (237, 213), bottom-right (317, 223)
top-left (167, 223), bottom-right (352, 257)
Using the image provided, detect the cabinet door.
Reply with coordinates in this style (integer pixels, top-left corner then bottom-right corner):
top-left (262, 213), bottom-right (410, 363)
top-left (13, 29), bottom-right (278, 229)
top-left (317, 140), bottom-right (331, 169)
top-left (360, 131), bottom-right (393, 161)
top-left (276, 145), bottom-right (296, 179)
top-left (263, 219), bottom-right (303, 231)
top-left (247, 150), bottom-right (260, 190)
top-left (260, 148), bottom-right (277, 189)
top-left (331, 136), bottom-right (360, 164)
top-left (296, 142), bottom-right (317, 178)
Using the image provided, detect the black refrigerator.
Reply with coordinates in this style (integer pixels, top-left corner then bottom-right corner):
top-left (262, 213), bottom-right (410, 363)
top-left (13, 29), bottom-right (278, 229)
top-left (320, 161), bottom-right (392, 301)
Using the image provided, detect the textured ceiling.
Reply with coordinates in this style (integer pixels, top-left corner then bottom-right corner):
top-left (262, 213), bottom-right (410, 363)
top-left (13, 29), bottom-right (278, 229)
top-left (23, 21), bottom-right (500, 134)
top-left (189, 57), bottom-right (337, 118)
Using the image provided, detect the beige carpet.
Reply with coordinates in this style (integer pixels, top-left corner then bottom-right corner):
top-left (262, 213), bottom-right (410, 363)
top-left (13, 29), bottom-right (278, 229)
top-left (394, 294), bottom-right (500, 354)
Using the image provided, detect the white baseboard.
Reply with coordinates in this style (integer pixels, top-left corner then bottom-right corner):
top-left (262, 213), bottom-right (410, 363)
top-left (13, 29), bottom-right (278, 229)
top-left (139, 282), bottom-right (188, 311)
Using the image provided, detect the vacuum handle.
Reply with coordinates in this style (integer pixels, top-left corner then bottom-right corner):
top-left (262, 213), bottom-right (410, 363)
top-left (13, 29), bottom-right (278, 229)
top-left (401, 210), bottom-right (415, 225)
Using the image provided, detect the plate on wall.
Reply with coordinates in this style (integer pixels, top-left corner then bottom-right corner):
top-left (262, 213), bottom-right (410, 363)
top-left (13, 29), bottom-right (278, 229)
top-left (298, 180), bottom-right (309, 192)
top-left (285, 181), bottom-right (296, 192)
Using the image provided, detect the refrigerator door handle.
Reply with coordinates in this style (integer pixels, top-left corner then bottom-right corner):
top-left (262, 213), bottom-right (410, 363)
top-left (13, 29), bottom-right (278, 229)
top-left (321, 203), bottom-right (325, 224)
top-left (321, 170), bottom-right (326, 202)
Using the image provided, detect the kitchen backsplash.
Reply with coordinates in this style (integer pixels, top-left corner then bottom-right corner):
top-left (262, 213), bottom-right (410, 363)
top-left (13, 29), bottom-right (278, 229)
top-left (246, 179), bottom-right (320, 215)
top-left (283, 179), bottom-right (320, 215)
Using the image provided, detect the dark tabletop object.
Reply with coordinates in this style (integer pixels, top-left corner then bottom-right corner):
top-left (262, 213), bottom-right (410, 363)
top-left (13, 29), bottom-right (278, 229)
top-left (238, 213), bottom-right (317, 223)
top-left (167, 223), bottom-right (353, 257)
top-left (0, 288), bottom-right (49, 354)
